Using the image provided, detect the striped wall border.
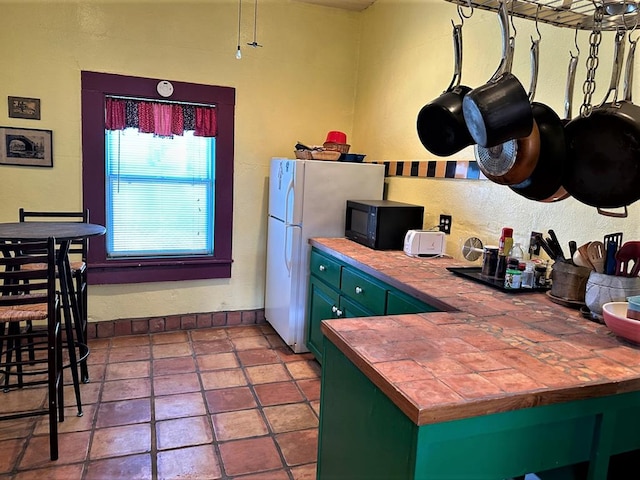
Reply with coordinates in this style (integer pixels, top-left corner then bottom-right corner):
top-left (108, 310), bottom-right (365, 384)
top-left (368, 160), bottom-right (487, 180)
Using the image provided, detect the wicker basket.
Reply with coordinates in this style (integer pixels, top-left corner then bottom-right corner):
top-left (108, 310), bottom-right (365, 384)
top-left (323, 142), bottom-right (351, 153)
top-left (294, 149), bottom-right (314, 160)
top-left (311, 150), bottom-right (341, 161)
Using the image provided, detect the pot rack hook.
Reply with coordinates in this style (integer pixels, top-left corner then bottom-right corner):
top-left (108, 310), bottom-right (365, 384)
top-left (509, 0), bottom-right (517, 37)
top-left (532, 4), bottom-right (541, 42)
top-left (458, 0), bottom-right (474, 20)
top-left (571, 27), bottom-right (580, 58)
top-left (624, 9), bottom-right (639, 42)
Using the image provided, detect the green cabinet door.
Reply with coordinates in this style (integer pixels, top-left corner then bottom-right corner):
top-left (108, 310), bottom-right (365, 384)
top-left (386, 289), bottom-right (438, 315)
top-left (306, 276), bottom-right (339, 362)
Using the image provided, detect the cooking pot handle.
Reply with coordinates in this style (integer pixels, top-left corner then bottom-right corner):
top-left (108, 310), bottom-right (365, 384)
top-left (446, 23), bottom-right (464, 92)
top-left (597, 206), bottom-right (628, 218)
top-left (599, 30), bottom-right (626, 107)
top-left (489, 0), bottom-right (512, 82)
top-left (623, 37), bottom-right (636, 102)
top-left (528, 38), bottom-right (540, 102)
top-left (564, 52), bottom-right (579, 119)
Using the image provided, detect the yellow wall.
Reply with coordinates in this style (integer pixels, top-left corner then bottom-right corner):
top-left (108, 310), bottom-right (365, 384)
top-left (355, 0), bottom-right (639, 256)
top-left (0, 0), bottom-right (362, 322)
top-left (1, 0), bottom-right (639, 324)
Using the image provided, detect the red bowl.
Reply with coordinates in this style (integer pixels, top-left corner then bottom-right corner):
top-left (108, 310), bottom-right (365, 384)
top-left (325, 131), bottom-right (347, 144)
top-left (602, 302), bottom-right (640, 344)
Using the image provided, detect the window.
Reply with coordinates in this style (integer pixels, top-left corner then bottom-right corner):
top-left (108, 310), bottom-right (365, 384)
top-left (81, 72), bottom-right (235, 284)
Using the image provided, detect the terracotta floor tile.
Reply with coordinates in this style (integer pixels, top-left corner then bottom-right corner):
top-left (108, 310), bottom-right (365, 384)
top-left (84, 453), bottom-right (151, 480)
top-left (245, 364), bottom-right (291, 385)
top-left (262, 404), bottom-right (319, 433)
top-left (152, 331), bottom-right (189, 344)
top-left (190, 328), bottom-right (228, 342)
top-left (108, 345), bottom-right (151, 363)
top-left (290, 463), bottom-right (317, 480)
top-left (196, 352), bottom-right (239, 371)
top-left (237, 348), bottom-right (281, 366)
top-left (204, 386), bottom-right (257, 413)
top-left (19, 431), bottom-right (90, 469)
top-left (0, 388), bottom-right (46, 415)
top-left (0, 438), bottom-right (23, 474)
top-left (73, 381), bottom-right (102, 405)
top-left (310, 400), bottom-right (320, 417)
top-left (156, 416), bottom-right (213, 450)
top-left (0, 418), bottom-right (35, 441)
top-left (157, 444), bottom-right (221, 479)
top-left (153, 372), bottom-right (201, 396)
top-left (285, 360), bottom-right (321, 380)
top-left (88, 337), bottom-right (111, 349)
top-left (212, 409), bottom-right (268, 441)
top-left (153, 356), bottom-right (196, 376)
top-left (265, 334), bottom-right (288, 349)
top-left (100, 378), bottom-right (152, 402)
top-left (226, 326), bottom-right (264, 338)
top-left (105, 360), bottom-right (150, 381)
top-left (192, 339), bottom-right (235, 355)
top-left (13, 463), bottom-right (85, 480)
top-left (155, 392), bottom-right (207, 420)
top-left (234, 470), bottom-right (290, 480)
top-left (218, 437), bottom-right (283, 476)
top-left (200, 368), bottom-right (247, 390)
top-left (295, 379), bottom-right (321, 401)
top-left (95, 398), bottom-right (151, 428)
top-left (110, 335), bottom-right (149, 348)
top-left (275, 429), bottom-right (318, 466)
top-left (90, 424), bottom-right (151, 459)
top-left (253, 382), bottom-right (304, 407)
top-left (152, 342), bottom-right (193, 359)
top-left (230, 336), bottom-right (271, 351)
top-left (34, 405), bottom-right (97, 435)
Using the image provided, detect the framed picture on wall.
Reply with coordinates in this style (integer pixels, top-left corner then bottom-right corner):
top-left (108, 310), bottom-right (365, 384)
top-left (8, 96), bottom-right (41, 120)
top-left (0, 127), bottom-right (53, 167)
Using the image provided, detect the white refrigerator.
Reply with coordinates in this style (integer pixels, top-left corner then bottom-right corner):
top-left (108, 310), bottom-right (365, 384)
top-left (265, 158), bottom-right (385, 353)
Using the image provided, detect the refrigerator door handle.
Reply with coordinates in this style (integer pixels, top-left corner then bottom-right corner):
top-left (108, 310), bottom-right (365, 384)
top-left (284, 177), bottom-right (295, 225)
top-left (284, 224), bottom-right (292, 274)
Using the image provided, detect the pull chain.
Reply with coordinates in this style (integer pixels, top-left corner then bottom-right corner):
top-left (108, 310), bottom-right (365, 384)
top-left (580, 6), bottom-right (604, 117)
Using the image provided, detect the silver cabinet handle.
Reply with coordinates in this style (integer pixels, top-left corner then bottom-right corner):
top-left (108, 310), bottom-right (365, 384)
top-left (319, 265), bottom-right (326, 272)
top-left (355, 286), bottom-right (363, 294)
top-left (331, 305), bottom-right (338, 313)
top-left (335, 309), bottom-right (343, 317)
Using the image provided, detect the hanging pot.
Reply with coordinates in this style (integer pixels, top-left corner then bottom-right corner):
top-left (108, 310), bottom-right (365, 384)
top-left (417, 21), bottom-right (473, 156)
top-left (509, 38), bottom-right (571, 201)
top-left (476, 37), bottom-right (540, 185)
top-left (462, 0), bottom-right (533, 148)
top-left (564, 30), bottom-right (640, 217)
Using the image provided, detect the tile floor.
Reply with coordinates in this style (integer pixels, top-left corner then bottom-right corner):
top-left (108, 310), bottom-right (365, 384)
top-left (0, 324), bottom-right (321, 479)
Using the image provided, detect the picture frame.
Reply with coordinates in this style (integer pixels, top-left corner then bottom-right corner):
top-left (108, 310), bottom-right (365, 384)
top-left (8, 96), bottom-right (41, 120)
top-left (0, 127), bottom-right (53, 167)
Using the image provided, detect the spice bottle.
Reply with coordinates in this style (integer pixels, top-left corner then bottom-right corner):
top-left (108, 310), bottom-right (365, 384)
top-left (498, 227), bottom-right (514, 256)
top-left (534, 264), bottom-right (548, 287)
top-left (521, 262), bottom-right (535, 288)
top-left (504, 258), bottom-right (522, 289)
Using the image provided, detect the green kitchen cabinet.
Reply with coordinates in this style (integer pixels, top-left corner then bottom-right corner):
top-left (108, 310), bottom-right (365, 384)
top-left (306, 247), bottom-right (437, 362)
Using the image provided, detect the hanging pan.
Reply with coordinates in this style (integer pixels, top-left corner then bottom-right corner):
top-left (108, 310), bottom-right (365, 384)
top-left (475, 35), bottom-right (540, 185)
top-left (462, 0), bottom-right (533, 148)
top-left (564, 28), bottom-right (640, 217)
top-left (509, 23), bottom-right (569, 201)
top-left (417, 9), bottom-right (474, 157)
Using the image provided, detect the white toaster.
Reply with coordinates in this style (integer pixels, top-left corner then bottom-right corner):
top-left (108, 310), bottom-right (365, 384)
top-left (403, 230), bottom-right (446, 257)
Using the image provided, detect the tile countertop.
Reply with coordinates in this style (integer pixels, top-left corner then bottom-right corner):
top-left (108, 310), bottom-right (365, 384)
top-left (311, 237), bottom-right (640, 427)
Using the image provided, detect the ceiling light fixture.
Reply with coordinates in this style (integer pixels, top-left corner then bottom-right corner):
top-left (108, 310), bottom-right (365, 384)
top-left (236, 0), bottom-right (242, 59)
top-left (247, 0), bottom-right (263, 48)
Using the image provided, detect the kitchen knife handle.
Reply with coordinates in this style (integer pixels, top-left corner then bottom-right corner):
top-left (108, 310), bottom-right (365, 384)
top-left (605, 241), bottom-right (618, 276)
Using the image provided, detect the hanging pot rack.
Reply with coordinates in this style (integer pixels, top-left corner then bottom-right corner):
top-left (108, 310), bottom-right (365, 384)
top-left (444, 0), bottom-right (639, 31)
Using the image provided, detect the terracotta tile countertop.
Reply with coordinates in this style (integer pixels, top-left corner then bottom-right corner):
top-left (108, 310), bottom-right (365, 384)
top-left (312, 237), bottom-right (640, 427)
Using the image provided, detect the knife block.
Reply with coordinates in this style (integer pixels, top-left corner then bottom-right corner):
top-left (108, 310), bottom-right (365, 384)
top-left (550, 262), bottom-right (592, 302)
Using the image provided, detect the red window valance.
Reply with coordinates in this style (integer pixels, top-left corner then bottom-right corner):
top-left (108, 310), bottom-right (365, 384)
top-left (105, 97), bottom-right (217, 137)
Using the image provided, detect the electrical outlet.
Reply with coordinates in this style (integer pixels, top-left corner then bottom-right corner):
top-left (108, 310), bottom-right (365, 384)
top-left (439, 215), bottom-right (452, 235)
top-left (529, 231), bottom-right (542, 256)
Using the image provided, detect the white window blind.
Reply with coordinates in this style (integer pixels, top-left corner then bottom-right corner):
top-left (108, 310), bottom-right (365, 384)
top-left (105, 128), bottom-right (215, 258)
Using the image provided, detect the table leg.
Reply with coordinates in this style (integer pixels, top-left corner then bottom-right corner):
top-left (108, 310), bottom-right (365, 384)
top-left (57, 241), bottom-right (83, 416)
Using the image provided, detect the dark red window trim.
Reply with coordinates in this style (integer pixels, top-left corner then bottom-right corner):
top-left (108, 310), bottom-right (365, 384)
top-left (81, 71), bottom-right (235, 284)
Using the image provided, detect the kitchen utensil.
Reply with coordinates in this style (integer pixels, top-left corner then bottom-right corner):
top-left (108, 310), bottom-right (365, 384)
top-left (547, 229), bottom-right (566, 261)
top-left (615, 241), bottom-right (640, 277)
top-left (509, 25), bottom-right (568, 201)
top-left (417, 19), bottom-right (473, 156)
top-left (587, 241), bottom-right (605, 273)
top-left (605, 241), bottom-right (618, 275)
top-left (476, 37), bottom-right (540, 186)
top-left (564, 31), bottom-right (640, 216)
top-left (604, 232), bottom-right (623, 273)
top-left (462, 0), bottom-right (533, 148)
top-left (535, 234), bottom-right (556, 260)
top-left (569, 240), bottom-right (578, 263)
top-left (604, 232), bottom-right (623, 250)
top-left (576, 242), bottom-right (595, 270)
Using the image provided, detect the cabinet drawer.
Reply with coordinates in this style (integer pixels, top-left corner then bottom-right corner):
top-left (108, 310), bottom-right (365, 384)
top-left (341, 267), bottom-right (386, 314)
top-left (310, 250), bottom-right (342, 289)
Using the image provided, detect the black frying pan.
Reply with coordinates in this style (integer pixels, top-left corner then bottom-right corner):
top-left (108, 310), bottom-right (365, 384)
top-left (564, 31), bottom-right (640, 216)
top-left (417, 22), bottom-right (473, 156)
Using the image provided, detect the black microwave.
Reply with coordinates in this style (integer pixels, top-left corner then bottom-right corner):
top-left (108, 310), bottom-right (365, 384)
top-left (345, 200), bottom-right (424, 250)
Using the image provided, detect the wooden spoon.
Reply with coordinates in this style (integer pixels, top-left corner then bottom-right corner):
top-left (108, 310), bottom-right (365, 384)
top-left (574, 242), bottom-right (594, 270)
top-left (587, 241), bottom-right (605, 273)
